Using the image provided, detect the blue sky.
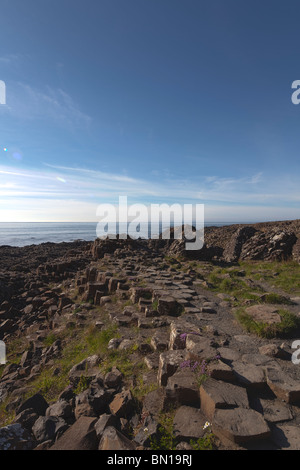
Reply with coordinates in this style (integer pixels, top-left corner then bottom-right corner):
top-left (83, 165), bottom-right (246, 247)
top-left (0, 0), bottom-right (300, 222)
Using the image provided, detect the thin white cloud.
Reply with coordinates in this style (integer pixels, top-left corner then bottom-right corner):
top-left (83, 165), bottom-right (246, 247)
top-left (0, 163), bottom-right (300, 221)
top-left (0, 53), bottom-right (23, 65)
top-left (1, 82), bottom-right (92, 130)
top-left (43, 163), bottom-right (138, 184)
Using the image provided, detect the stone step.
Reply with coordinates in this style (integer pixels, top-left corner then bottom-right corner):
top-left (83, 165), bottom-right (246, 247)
top-left (212, 408), bottom-right (271, 445)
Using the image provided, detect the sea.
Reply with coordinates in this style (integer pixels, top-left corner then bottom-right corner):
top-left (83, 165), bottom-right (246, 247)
top-left (0, 222), bottom-right (242, 248)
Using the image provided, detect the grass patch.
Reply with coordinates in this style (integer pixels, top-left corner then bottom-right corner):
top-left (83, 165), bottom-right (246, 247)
top-left (207, 261), bottom-right (299, 309)
top-left (149, 406), bottom-right (216, 450)
top-left (131, 376), bottom-right (159, 402)
top-left (6, 322), bottom-right (122, 410)
top-left (43, 333), bottom-right (58, 347)
top-left (0, 399), bottom-right (16, 427)
top-left (24, 368), bottom-right (69, 402)
top-left (259, 293), bottom-right (294, 305)
top-left (207, 268), bottom-right (263, 303)
top-left (85, 323), bottom-right (120, 354)
top-left (190, 433), bottom-right (216, 450)
top-left (240, 260), bottom-right (300, 295)
top-left (235, 308), bottom-right (300, 339)
top-left (150, 410), bottom-right (177, 450)
top-left (74, 375), bottom-right (91, 395)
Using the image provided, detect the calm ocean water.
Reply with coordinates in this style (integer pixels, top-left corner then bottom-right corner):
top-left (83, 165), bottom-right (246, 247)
top-left (0, 222), bottom-right (240, 247)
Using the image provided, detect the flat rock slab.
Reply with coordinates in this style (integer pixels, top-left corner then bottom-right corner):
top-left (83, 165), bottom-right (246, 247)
top-left (232, 361), bottom-right (266, 390)
top-left (253, 398), bottom-right (293, 423)
top-left (241, 353), bottom-right (276, 367)
top-left (185, 335), bottom-right (219, 363)
top-left (245, 305), bottom-right (281, 325)
top-left (142, 388), bottom-right (167, 419)
top-left (200, 378), bottom-right (249, 420)
top-left (207, 359), bottom-right (235, 383)
top-left (50, 417), bottom-right (98, 450)
top-left (213, 408), bottom-right (271, 444)
top-left (157, 297), bottom-right (182, 316)
top-left (218, 347), bottom-right (242, 364)
top-left (266, 367), bottom-right (300, 404)
top-left (233, 335), bottom-right (256, 344)
top-left (271, 424), bottom-right (300, 450)
top-left (173, 406), bottom-right (206, 442)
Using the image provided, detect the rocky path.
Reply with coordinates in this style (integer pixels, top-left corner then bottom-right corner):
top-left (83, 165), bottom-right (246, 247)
top-left (0, 236), bottom-right (300, 450)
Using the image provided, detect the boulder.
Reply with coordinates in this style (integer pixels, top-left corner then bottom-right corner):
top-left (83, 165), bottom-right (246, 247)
top-left (99, 426), bottom-right (136, 450)
top-left (151, 330), bottom-right (169, 352)
top-left (0, 423), bottom-right (35, 450)
top-left (157, 350), bottom-right (186, 386)
top-left (75, 386), bottom-right (112, 419)
top-left (94, 414), bottom-right (119, 439)
top-left (45, 400), bottom-right (74, 423)
top-left (109, 390), bottom-right (134, 419)
top-left (32, 415), bottom-right (68, 443)
top-left (68, 355), bottom-right (101, 387)
top-left (17, 393), bottom-right (49, 417)
top-left (168, 320), bottom-right (200, 350)
top-left (104, 367), bottom-right (123, 389)
top-left (50, 417), bottom-right (98, 450)
top-left (207, 359), bottom-right (235, 383)
top-left (14, 408), bottom-right (39, 431)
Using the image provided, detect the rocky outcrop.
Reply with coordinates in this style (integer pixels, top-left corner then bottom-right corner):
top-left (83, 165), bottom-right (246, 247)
top-left (88, 220), bottom-right (300, 263)
top-left (170, 223), bottom-right (300, 263)
top-left (0, 223), bottom-right (300, 451)
top-left (223, 227), bottom-right (258, 262)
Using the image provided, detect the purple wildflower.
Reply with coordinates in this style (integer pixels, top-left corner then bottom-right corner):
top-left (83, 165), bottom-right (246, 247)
top-left (191, 361), bottom-right (199, 371)
top-left (180, 360), bottom-right (192, 369)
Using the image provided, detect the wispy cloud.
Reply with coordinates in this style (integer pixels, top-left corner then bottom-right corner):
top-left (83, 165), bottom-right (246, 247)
top-left (0, 53), bottom-right (24, 65)
top-left (1, 81), bottom-right (92, 130)
top-left (43, 163), bottom-right (138, 184)
top-left (0, 163), bottom-right (299, 221)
